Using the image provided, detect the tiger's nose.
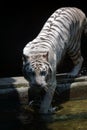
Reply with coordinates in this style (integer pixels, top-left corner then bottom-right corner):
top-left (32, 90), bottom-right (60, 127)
top-left (35, 83), bottom-right (44, 87)
top-left (30, 83), bottom-right (42, 87)
top-left (31, 82), bottom-right (45, 88)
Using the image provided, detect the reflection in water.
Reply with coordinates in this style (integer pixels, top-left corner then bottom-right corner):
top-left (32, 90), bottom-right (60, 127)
top-left (0, 99), bottom-right (87, 130)
top-left (0, 76), bottom-right (87, 130)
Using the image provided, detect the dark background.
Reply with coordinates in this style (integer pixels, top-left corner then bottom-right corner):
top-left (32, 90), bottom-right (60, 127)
top-left (0, 1), bottom-right (87, 77)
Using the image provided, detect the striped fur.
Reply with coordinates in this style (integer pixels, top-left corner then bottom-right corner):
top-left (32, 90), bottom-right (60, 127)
top-left (23, 7), bottom-right (87, 113)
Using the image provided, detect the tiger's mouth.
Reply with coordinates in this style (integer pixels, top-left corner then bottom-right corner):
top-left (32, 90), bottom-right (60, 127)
top-left (41, 85), bottom-right (48, 92)
top-left (29, 82), bottom-right (48, 92)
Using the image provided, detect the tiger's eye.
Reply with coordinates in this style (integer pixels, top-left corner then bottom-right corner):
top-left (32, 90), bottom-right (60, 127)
top-left (28, 69), bottom-right (35, 76)
top-left (25, 66), bottom-right (29, 71)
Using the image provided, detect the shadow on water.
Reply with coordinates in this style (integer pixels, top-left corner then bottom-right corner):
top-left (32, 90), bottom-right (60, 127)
top-left (0, 77), bottom-right (52, 130)
top-left (0, 77), bottom-right (21, 130)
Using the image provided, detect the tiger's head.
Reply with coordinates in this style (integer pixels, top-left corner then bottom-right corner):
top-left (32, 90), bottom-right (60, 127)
top-left (22, 51), bottom-right (52, 91)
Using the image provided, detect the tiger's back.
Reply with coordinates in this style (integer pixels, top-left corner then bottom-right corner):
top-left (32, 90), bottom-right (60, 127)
top-left (24, 7), bottom-right (87, 70)
top-left (38, 7), bottom-right (86, 66)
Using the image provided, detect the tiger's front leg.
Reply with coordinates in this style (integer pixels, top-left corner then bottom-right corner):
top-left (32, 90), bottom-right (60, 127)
top-left (39, 82), bottom-right (56, 114)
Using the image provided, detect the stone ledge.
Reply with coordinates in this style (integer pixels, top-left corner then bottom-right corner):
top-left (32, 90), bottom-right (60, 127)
top-left (0, 76), bottom-right (87, 105)
top-left (0, 77), bottom-right (29, 88)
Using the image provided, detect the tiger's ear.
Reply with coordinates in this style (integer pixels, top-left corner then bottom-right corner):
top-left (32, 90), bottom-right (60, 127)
top-left (22, 54), bottom-right (29, 62)
top-left (42, 51), bottom-right (48, 61)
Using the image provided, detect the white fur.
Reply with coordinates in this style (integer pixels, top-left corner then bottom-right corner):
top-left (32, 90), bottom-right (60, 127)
top-left (23, 7), bottom-right (87, 114)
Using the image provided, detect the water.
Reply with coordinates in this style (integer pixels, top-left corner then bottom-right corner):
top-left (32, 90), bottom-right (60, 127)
top-left (0, 99), bottom-right (87, 130)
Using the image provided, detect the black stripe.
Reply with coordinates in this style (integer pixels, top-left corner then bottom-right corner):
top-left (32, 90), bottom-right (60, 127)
top-left (65, 9), bottom-right (76, 22)
top-left (53, 25), bottom-right (65, 41)
top-left (42, 28), bottom-right (50, 32)
top-left (71, 51), bottom-right (81, 63)
top-left (69, 47), bottom-right (80, 58)
top-left (61, 12), bottom-right (71, 21)
top-left (48, 32), bottom-right (57, 39)
top-left (60, 12), bottom-right (75, 30)
top-left (68, 40), bottom-right (80, 56)
top-left (55, 18), bottom-right (70, 32)
top-left (53, 23), bottom-right (67, 36)
top-left (67, 34), bottom-right (77, 51)
top-left (68, 31), bottom-right (81, 57)
top-left (39, 36), bottom-right (56, 50)
top-left (47, 20), bottom-right (53, 24)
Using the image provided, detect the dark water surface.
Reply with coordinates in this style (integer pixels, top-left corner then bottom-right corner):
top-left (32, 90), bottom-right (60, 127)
top-left (0, 99), bottom-right (87, 130)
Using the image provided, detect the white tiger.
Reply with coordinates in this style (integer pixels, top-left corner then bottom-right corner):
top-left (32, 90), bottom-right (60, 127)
top-left (23, 7), bottom-right (87, 114)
